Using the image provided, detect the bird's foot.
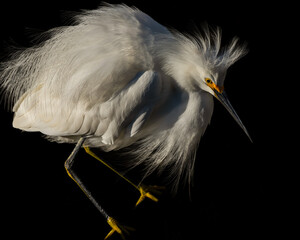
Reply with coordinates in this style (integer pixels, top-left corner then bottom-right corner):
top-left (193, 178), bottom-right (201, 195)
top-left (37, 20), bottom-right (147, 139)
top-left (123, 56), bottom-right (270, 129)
top-left (105, 217), bottom-right (134, 240)
top-left (136, 185), bottom-right (165, 206)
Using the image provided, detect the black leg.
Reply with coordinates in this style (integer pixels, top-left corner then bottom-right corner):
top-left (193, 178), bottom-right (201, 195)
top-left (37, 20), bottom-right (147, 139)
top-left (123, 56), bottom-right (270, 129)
top-left (64, 137), bottom-right (123, 239)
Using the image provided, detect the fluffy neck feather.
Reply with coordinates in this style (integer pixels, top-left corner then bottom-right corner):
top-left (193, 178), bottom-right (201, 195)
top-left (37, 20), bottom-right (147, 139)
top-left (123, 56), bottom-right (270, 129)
top-left (129, 91), bottom-right (213, 191)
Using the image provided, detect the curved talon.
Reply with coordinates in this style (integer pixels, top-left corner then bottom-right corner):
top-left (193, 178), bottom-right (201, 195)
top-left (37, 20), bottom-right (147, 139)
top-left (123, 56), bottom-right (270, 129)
top-left (136, 185), bottom-right (165, 206)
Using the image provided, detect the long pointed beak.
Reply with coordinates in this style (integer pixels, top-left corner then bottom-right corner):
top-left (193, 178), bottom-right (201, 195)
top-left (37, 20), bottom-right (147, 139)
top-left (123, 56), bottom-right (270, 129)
top-left (214, 90), bottom-right (252, 142)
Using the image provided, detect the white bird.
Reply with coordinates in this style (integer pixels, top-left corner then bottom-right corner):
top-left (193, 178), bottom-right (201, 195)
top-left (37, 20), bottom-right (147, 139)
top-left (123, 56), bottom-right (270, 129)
top-left (0, 3), bottom-right (250, 239)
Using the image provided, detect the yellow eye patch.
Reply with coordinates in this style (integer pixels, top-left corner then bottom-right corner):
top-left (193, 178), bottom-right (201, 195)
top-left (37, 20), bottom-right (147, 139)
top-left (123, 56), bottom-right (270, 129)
top-left (205, 78), bottom-right (224, 93)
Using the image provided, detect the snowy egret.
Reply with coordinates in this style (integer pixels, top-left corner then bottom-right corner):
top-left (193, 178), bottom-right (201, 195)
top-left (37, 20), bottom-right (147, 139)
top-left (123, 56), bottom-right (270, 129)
top-left (0, 3), bottom-right (251, 239)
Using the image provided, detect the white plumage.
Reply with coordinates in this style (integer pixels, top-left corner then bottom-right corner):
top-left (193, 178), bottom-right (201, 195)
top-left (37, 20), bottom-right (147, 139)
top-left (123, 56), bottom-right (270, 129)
top-left (1, 4), bottom-right (248, 189)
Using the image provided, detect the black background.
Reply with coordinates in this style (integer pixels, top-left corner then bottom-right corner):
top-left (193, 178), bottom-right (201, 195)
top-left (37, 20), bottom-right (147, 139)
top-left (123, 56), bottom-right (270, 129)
top-left (0, 1), bottom-right (295, 239)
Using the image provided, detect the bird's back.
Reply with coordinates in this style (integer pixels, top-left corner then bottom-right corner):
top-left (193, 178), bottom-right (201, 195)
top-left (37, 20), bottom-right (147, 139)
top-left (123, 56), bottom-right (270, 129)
top-left (1, 4), bottom-right (171, 141)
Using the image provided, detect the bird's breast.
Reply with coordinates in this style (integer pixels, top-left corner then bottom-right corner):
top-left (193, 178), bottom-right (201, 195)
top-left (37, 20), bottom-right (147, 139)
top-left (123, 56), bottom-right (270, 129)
top-left (146, 90), bottom-right (213, 138)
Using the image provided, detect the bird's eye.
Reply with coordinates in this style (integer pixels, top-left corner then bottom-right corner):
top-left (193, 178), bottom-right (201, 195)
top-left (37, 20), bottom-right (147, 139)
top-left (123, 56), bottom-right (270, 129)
top-left (205, 78), bottom-right (212, 84)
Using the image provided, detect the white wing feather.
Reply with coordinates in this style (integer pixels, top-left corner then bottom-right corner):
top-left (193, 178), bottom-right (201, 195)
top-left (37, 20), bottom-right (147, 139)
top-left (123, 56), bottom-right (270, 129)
top-left (3, 5), bottom-right (169, 147)
top-left (13, 69), bottom-right (163, 148)
top-left (129, 107), bottom-right (150, 138)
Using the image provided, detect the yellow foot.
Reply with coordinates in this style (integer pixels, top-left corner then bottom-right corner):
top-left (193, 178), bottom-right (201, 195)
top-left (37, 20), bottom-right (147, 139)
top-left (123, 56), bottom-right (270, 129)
top-left (136, 185), bottom-right (165, 206)
top-left (105, 217), bottom-right (134, 240)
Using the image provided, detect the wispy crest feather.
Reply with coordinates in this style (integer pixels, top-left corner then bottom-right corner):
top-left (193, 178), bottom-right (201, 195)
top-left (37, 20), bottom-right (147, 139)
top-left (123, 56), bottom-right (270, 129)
top-left (172, 26), bottom-right (247, 70)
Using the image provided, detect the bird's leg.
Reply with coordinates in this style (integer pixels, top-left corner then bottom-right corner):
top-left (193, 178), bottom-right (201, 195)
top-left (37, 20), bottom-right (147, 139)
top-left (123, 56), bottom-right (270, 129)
top-left (83, 146), bottom-right (163, 206)
top-left (65, 137), bottom-right (125, 239)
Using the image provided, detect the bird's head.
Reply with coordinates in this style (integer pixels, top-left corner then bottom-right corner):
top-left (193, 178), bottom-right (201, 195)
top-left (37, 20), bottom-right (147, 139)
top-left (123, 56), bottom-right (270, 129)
top-left (164, 26), bottom-right (251, 141)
